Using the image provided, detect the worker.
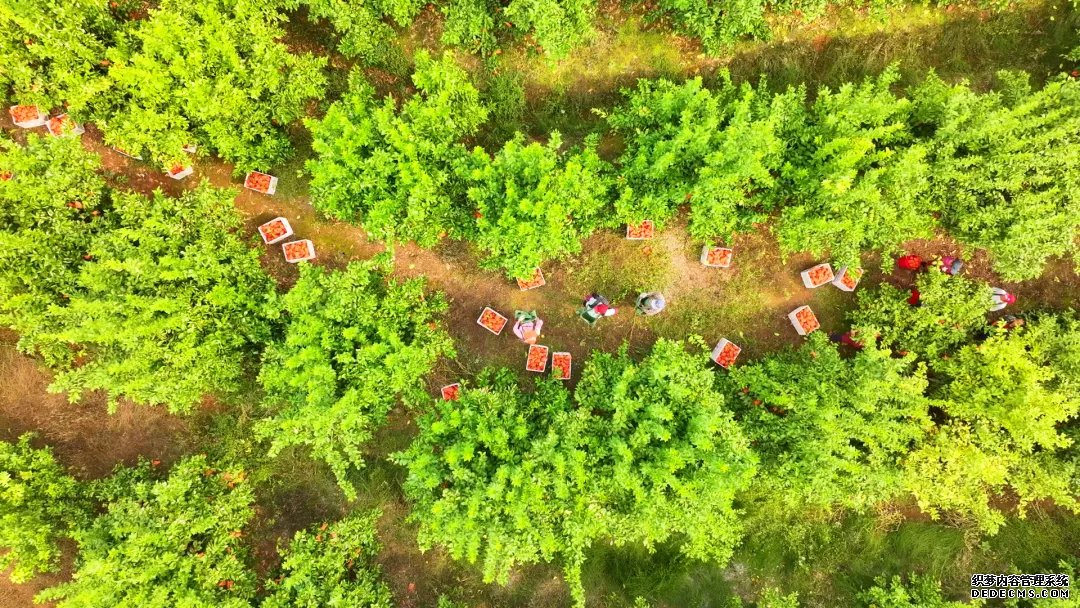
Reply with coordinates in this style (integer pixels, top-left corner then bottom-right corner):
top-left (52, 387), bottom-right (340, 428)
top-left (829, 330), bottom-right (865, 350)
top-left (512, 310), bottom-right (543, 345)
top-left (897, 254), bottom-right (924, 271)
top-left (989, 288), bottom-right (1016, 312)
top-left (939, 255), bottom-right (964, 276)
top-left (635, 291), bottom-right (666, 316)
top-left (907, 287), bottom-right (921, 306)
top-left (580, 293), bottom-right (617, 325)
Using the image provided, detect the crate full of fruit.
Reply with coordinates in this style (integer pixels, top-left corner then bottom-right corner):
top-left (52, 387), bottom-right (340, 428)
top-left (551, 352), bottom-right (571, 380)
top-left (476, 307), bottom-right (508, 335)
top-left (711, 338), bottom-right (741, 369)
top-left (832, 266), bottom-right (863, 292)
top-left (800, 263), bottom-right (834, 289)
top-left (626, 220), bottom-right (655, 240)
top-left (282, 239), bottom-right (315, 263)
top-left (526, 344), bottom-right (549, 373)
top-left (8, 105), bottom-right (46, 128)
top-left (244, 171), bottom-right (278, 195)
top-left (515, 267), bottom-right (546, 290)
top-left (258, 217), bottom-right (293, 245)
top-left (440, 383), bottom-right (461, 401)
top-left (166, 164), bottom-right (193, 180)
top-left (46, 114), bottom-right (84, 137)
top-left (700, 245), bottom-right (734, 268)
top-left (788, 305), bottom-right (820, 336)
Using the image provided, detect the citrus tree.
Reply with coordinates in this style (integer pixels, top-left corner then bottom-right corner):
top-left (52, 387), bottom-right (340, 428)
top-left (729, 333), bottom-right (932, 511)
top-left (574, 339), bottom-right (757, 567)
top-left (848, 268), bottom-right (991, 359)
top-left (393, 369), bottom-right (599, 605)
top-left (0, 134), bottom-right (110, 363)
top-left (857, 574), bottom-right (974, 608)
top-left (37, 455), bottom-right (256, 608)
top-left (608, 75), bottom-right (798, 240)
top-left (775, 67), bottom-right (935, 268)
top-left (97, 0), bottom-right (326, 171)
top-left (438, 0), bottom-right (594, 57)
top-left (296, 0), bottom-right (423, 61)
top-left (503, 0), bottom-right (595, 57)
top-left (438, 0), bottom-right (499, 53)
top-left (649, 0), bottom-right (768, 55)
top-left (904, 317), bottom-right (1080, 533)
top-left (0, 434), bottom-right (90, 583)
top-left (306, 52), bottom-right (487, 247)
top-left (41, 183), bottom-right (279, 412)
top-left (913, 71), bottom-right (1080, 281)
top-left (258, 257), bottom-right (453, 499)
top-left (263, 510), bottom-right (393, 608)
top-left (459, 132), bottom-right (613, 279)
top-left (398, 340), bottom-right (757, 606)
top-left (0, 0), bottom-right (115, 112)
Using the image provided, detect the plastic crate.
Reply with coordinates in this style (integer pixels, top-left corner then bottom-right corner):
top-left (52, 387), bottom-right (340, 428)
top-left (258, 217), bottom-right (294, 245)
top-left (800, 263), bottom-right (835, 289)
top-left (788, 305), bottom-right (820, 336)
top-left (282, 239), bottom-right (316, 263)
top-left (711, 338), bottom-right (741, 368)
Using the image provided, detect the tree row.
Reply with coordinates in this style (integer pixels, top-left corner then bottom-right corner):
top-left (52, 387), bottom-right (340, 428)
top-left (307, 57), bottom-right (1080, 282)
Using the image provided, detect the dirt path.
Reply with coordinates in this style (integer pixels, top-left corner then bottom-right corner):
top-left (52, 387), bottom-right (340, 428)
top-left (68, 122), bottom-right (1080, 394)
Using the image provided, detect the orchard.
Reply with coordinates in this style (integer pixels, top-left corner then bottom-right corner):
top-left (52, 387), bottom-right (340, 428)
top-left (1, 0), bottom-right (1079, 607)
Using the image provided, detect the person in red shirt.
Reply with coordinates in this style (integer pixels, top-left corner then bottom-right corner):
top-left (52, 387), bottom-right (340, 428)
top-left (897, 254), bottom-right (923, 271)
top-left (830, 331), bottom-right (865, 350)
top-left (907, 287), bottom-right (921, 306)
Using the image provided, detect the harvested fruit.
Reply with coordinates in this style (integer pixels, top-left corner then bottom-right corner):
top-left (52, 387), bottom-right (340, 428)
top-left (701, 245), bottom-right (734, 268)
top-left (476, 307), bottom-right (508, 335)
top-left (515, 267), bottom-right (546, 290)
top-left (282, 239), bottom-right (315, 263)
top-left (789, 305), bottom-right (820, 335)
top-left (257, 217), bottom-right (293, 244)
top-left (833, 266), bottom-right (863, 291)
top-left (526, 344), bottom-right (549, 373)
top-left (801, 263), bottom-right (834, 288)
top-left (551, 352), bottom-right (571, 379)
top-left (244, 171), bottom-right (277, 194)
top-left (9, 105), bottom-right (43, 124)
top-left (441, 383), bottom-right (460, 401)
top-left (46, 114), bottom-right (83, 136)
top-left (626, 220), bottom-right (655, 240)
top-left (711, 339), bottom-right (741, 368)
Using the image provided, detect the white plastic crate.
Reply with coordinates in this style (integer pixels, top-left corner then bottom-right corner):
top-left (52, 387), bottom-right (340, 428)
top-left (282, 239), bottom-right (315, 263)
top-left (800, 263), bottom-right (835, 289)
top-left (711, 338), bottom-right (742, 368)
top-left (46, 114), bottom-right (85, 136)
top-left (9, 105), bottom-right (46, 128)
top-left (257, 217), bottom-right (294, 245)
top-left (700, 245), bottom-right (734, 268)
top-left (832, 266), bottom-right (862, 292)
top-left (166, 165), bottom-right (194, 180)
top-left (788, 305), bottom-right (820, 336)
top-left (244, 171), bottom-right (278, 195)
